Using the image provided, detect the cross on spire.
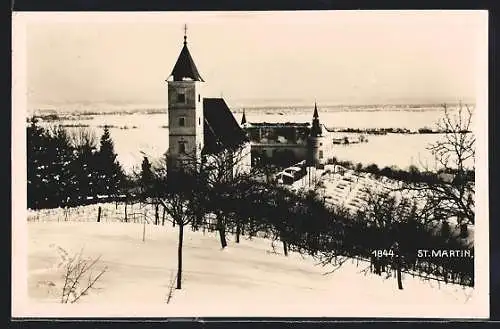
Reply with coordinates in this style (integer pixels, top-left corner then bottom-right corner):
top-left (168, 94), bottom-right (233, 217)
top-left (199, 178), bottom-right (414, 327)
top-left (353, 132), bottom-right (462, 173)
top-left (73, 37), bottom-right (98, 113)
top-left (183, 24), bottom-right (188, 45)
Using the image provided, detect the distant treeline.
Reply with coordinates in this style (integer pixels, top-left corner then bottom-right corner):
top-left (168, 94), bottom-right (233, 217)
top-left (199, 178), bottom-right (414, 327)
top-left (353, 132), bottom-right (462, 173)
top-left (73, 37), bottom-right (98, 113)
top-left (329, 127), bottom-right (472, 135)
top-left (32, 108), bottom-right (165, 118)
top-left (96, 124), bottom-right (138, 130)
top-left (29, 114), bottom-right (94, 122)
top-left (237, 103), bottom-right (473, 112)
top-left (35, 123), bottom-right (139, 130)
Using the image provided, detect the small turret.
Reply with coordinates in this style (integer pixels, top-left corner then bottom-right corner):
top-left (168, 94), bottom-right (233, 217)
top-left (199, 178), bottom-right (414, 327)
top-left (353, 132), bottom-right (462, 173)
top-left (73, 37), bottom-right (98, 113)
top-left (310, 102), bottom-right (322, 137)
top-left (241, 109), bottom-right (247, 125)
top-left (308, 102), bottom-right (326, 166)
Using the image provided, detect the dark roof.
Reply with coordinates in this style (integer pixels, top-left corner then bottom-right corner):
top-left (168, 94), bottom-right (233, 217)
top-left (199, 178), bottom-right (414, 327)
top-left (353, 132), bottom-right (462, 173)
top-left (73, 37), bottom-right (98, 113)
top-left (203, 98), bottom-right (249, 155)
top-left (169, 41), bottom-right (204, 82)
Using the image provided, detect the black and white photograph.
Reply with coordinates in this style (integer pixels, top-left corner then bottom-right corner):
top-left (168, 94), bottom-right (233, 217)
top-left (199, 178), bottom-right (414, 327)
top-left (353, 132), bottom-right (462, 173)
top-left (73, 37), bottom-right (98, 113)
top-left (12, 11), bottom-right (489, 318)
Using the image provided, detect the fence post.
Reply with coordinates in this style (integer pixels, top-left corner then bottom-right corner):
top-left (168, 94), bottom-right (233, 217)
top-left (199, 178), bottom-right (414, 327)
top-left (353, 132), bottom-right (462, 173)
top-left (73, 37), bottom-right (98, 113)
top-left (124, 202), bottom-right (128, 222)
top-left (143, 220), bottom-right (146, 242)
top-left (97, 206), bottom-right (101, 223)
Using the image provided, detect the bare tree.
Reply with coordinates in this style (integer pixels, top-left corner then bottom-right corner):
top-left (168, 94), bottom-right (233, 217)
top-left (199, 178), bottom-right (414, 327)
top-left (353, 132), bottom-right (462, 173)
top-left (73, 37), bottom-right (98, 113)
top-left (360, 189), bottom-right (416, 290)
top-left (183, 146), bottom-right (252, 249)
top-left (405, 103), bottom-right (475, 231)
top-left (147, 155), bottom-right (203, 290)
top-left (69, 127), bottom-right (98, 152)
top-left (57, 247), bottom-right (107, 303)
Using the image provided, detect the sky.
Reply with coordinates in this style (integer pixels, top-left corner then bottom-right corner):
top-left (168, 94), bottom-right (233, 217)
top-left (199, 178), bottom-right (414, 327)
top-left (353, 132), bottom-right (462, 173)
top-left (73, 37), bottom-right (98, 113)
top-left (20, 11), bottom-right (487, 109)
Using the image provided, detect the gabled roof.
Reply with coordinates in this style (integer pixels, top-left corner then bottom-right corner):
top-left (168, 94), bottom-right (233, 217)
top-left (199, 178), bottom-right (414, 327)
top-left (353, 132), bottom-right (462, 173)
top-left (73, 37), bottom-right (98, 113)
top-left (169, 40), bottom-right (204, 82)
top-left (203, 98), bottom-right (249, 155)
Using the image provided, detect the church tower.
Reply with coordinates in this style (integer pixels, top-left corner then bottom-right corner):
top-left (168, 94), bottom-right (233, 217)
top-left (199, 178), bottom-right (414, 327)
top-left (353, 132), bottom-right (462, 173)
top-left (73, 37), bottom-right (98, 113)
top-left (308, 102), bottom-right (327, 166)
top-left (166, 25), bottom-right (205, 172)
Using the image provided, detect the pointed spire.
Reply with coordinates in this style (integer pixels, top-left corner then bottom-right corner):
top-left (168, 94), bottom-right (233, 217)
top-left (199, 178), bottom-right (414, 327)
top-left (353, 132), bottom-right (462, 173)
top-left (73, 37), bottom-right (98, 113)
top-left (313, 102), bottom-right (319, 119)
top-left (241, 110), bottom-right (247, 125)
top-left (311, 101), bottom-right (322, 137)
top-left (183, 24), bottom-right (188, 45)
top-left (169, 24), bottom-right (204, 82)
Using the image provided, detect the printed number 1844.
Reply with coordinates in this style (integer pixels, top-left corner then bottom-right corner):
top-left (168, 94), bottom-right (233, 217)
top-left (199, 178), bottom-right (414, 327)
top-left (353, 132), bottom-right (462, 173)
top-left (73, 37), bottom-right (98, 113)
top-left (372, 249), bottom-right (394, 258)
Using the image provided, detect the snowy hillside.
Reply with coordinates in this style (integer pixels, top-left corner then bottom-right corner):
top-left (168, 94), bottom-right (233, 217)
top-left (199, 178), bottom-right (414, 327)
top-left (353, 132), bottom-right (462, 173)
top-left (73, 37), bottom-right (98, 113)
top-left (20, 220), bottom-right (484, 318)
top-left (292, 167), bottom-right (475, 241)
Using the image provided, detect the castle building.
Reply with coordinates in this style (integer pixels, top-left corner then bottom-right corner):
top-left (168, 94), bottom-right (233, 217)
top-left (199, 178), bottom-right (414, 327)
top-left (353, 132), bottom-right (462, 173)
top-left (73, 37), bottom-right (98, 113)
top-left (166, 27), bottom-right (251, 176)
top-left (243, 103), bottom-right (334, 167)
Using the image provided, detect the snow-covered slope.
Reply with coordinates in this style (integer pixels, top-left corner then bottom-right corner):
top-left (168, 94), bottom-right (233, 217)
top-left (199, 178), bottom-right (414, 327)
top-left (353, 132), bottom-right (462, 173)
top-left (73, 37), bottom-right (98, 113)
top-left (19, 220), bottom-right (485, 318)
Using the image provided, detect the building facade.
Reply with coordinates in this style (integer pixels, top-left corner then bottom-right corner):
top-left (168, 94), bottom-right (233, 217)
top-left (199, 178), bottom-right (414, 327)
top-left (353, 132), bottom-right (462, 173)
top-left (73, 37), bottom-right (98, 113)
top-left (243, 103), bottom-right (334, 167)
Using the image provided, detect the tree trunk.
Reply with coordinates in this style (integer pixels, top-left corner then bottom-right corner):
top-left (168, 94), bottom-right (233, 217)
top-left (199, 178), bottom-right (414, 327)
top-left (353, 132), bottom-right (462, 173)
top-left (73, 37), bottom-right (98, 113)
top-left (219, 227), bottom-right (227, 248)
top-left (177, 222), bottom-right (184, 289)
top-left (97, 206), bottom-right (101, 223)
top-left (282, 240), bottom-right (288, 257)
top-left (155, 204), bottom-right (159, 225)
top-left (173, 218), bottom-right (176, 227)
top-left (218, 215), bottom-right (227, 248)
top-left (235, 220), bottom-right (241, 243)
top-left (162, 207), bottom-right (166, 226)
top-left (396, 256), bottom-right (403, 290)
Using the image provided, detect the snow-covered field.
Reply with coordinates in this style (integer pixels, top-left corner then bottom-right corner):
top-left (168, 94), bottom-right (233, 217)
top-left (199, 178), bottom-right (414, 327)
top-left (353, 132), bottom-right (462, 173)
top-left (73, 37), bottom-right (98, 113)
top-left (37, 108), bottom-right (462, 174)
top-left (18, 217), bottom-right (484, 318)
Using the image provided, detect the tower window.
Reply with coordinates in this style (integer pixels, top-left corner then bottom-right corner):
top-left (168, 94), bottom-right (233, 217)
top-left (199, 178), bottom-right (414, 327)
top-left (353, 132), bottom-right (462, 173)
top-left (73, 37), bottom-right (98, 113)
top-left (320, 142), bottom-right (323, 146)
top-left (178, 141), bottom-right (187, 154)
top-left (198, 117), bottom-right (201, 125)
top-left (198, 94), bottom-right (201, 102)
top-left (177, 93), bottom-right (186, 103)
top-left (319, 150), bottom-right (324, 159)
top-left (178, 117), bottom-right (186, 127)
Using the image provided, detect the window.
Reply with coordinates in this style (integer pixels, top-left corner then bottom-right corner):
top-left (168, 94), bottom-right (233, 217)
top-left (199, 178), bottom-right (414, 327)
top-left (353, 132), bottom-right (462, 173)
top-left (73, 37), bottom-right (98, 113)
top-left (177, 93), bottom-right (186, 103)
top-left (198, 117), bottom-right (201, 125)
top-left (320, 142), bottom-right (323, 146)
top-left (198, 94), bottom-right (201, 102)
top-left (178, 141), bottom-right (186, 154)
top-left (179, 117), bottom-right (186, 127)
top-left (319, 150), bottom-right (324, 159)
